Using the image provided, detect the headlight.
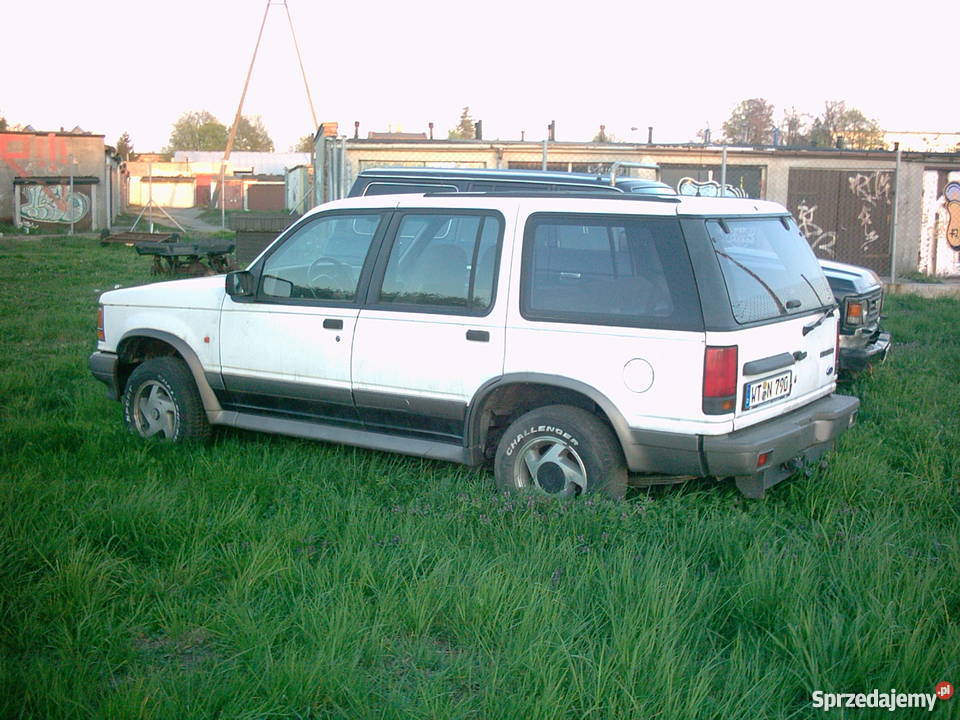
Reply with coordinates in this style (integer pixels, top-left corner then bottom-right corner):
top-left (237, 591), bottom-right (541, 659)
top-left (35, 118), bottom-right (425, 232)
top-left (845, 299), bottom-right (865, 326)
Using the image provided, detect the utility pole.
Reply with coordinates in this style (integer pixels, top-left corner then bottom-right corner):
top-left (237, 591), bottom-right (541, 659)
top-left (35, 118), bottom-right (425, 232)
top-left (216, 0), bottom-right (319, 224)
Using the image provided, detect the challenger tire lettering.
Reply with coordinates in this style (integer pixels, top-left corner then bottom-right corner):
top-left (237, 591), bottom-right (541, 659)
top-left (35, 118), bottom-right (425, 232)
top-left (505, 425), bottom-right (579, 456)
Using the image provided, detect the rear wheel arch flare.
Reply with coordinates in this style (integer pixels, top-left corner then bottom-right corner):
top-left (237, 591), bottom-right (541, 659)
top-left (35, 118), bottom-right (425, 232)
top-left (466, 374), bottom-right (633, 456)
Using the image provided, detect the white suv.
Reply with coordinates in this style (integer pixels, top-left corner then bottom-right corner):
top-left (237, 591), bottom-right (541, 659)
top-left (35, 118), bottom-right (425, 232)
top-left (90, 192), bottom-right (859, 498)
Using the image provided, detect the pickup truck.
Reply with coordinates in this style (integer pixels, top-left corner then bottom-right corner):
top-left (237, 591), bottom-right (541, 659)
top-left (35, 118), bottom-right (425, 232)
top-left (819, 259), bottom-right (891, 372)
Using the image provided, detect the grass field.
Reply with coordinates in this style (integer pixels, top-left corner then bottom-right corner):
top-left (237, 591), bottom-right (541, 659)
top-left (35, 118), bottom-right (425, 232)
top-left (1, 236), bottom-right (958, 719)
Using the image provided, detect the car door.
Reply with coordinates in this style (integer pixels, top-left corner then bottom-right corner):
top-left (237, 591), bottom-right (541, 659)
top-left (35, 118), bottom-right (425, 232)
top-left (218, 210), bottom-right (388, 423)
top-left (351, 209), bottom-right (507, 441)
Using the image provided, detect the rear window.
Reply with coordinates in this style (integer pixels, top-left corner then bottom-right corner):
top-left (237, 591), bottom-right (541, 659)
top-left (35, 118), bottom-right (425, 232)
top-left (521, 213), bottom-right (703, 331)
top-left (706, 217), bottom-right (834, 324)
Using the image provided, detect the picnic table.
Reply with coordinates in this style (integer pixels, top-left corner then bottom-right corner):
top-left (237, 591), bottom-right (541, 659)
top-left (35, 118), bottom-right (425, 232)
top-left (100, 231), bottom-right (179, 245)
top-left (134, 240), bottom-right (235, 276)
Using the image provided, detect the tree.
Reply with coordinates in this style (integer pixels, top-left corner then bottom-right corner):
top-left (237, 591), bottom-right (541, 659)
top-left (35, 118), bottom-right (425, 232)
top-left (592, 126), bottom-right (616, 143)
top-left (722, 98), bottom-right (775, 145)
top-left (448, 107), bottom-right (476, 139)
top-left (0, 115), bottom-right (6, 132)
top-left (166, 111), bottom-right (228, 152)
top-left (115, 132), bottom-right (134, 161)
top-left (233, 115), bottom-right (274, 152)
top-left (780, 107), bottom-right (812, 146)
top-left (694, 127), bottom-right (713, 143)
top-left (292, 134), bottom-right (314, 152)
top-left (808, 100), bottom-right (884, 149)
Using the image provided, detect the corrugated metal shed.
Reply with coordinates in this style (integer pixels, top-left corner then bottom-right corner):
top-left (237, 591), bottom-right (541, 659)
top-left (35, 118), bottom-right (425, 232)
top-left (172, 151), bottom-right (310, 176)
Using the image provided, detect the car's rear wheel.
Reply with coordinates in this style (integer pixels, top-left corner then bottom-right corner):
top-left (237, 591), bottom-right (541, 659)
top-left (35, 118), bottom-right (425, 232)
top-left (122, 357), bottom-right (210, 442)
top-left (494, 405), bottom-right (627, 499)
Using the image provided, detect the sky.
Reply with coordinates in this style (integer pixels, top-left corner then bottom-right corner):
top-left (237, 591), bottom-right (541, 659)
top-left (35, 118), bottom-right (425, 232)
top-left (1, 0), bottom-right (952, 152)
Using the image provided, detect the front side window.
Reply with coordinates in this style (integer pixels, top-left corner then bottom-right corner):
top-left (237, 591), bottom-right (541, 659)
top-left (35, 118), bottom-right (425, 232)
top-left (377, 212), bottom-right (502, 312)
top-left (521, 213), bottom-right (702, 330)
top-left (260, 213), bottom-right (383, 301)
top-left (706, 217), bottom-right (834, 324)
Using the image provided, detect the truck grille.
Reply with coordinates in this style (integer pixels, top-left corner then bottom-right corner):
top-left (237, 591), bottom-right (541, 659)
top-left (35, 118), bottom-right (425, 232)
top-left (864, 289), bottom-right (882, 323)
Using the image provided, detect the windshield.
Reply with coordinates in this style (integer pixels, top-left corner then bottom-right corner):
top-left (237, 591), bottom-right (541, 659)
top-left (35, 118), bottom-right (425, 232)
top-left (707, 217), bottom-right (833, 324)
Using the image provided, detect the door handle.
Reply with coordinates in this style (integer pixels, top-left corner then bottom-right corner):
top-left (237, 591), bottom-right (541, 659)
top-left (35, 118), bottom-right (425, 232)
top-left (323, 318), bottom-right (343, 330)
top-left (466, 329), bottom-right (489, 342)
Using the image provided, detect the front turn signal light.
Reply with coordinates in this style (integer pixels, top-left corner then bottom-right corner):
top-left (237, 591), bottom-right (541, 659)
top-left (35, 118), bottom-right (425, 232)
top-left (845, 300), bottom-right (864, 325)
top-left (97, 306), bottom-right (105, 342)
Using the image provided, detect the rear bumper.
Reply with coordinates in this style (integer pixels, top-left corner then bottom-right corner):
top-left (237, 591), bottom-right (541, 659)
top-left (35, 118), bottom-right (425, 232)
top-left (839, 330), bottom-right (891, 372)
top-left (624, 394), bottom-right (860, 497)
top-left (701, 394), bottom-right (859, 496)
top-left (89, 351), bottom-right (120, 400)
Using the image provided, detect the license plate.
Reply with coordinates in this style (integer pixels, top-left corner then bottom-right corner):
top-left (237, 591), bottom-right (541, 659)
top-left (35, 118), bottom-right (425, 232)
top-left (743, 371), bottom-right (792, 410)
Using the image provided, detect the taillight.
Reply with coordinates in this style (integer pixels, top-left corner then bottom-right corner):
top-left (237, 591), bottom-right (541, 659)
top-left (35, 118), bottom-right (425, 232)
top-left (97, 306), bottom-right (105, 342)
top-left (703, 345), bottom-right (738, 414)
top-left (844, 299), bottom-right (864, 325)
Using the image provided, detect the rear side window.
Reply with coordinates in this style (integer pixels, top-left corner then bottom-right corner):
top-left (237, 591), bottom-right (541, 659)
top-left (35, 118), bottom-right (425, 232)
top-left (706, 217), bottom-right (834, 324)
top-left (376, 212), bottom-right (502, 313)
top-left (521, 213), bottom-right (703, 331)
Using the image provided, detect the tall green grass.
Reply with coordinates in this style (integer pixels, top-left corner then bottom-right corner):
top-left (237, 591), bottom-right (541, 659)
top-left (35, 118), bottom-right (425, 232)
top-left (1, 237), bottom-right (958, 718)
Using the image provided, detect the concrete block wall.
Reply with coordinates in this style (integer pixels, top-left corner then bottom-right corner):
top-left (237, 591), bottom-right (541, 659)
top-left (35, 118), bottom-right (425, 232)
top-left (0, 131), bottom-right (115, 231)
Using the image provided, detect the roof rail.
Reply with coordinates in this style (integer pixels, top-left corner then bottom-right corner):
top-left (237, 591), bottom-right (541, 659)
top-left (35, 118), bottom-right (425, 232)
top-left (421, 190), bottom-right (682, 203)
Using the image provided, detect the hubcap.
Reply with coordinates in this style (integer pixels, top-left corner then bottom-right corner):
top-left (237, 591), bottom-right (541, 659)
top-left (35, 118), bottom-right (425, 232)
top-left (513, 436), bottom-right (588, 497)
top-left (132, 381), bottom-right (178, 439)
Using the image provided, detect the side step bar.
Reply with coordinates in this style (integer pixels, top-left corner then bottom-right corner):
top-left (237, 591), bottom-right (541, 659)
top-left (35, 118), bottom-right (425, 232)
top-left (211, 410), bottom-right (478, 466)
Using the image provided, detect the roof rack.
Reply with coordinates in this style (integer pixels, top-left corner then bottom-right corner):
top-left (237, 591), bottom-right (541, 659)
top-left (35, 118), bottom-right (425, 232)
top-left (421, 190), bottom-right (682, 203)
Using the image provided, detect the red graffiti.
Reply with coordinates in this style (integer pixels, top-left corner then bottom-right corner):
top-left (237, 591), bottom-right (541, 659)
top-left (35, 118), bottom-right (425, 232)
top-left (0, 134), bottom-right (30, 176)
top-left (0, 132), bottom-right (69, 176)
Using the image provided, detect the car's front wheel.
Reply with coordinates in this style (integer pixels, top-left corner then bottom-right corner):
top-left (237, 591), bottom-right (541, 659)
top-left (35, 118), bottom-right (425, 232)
top-left (494, 405), bottom-right (627, 499)
top-left (122, 357), bottom-right (210, 442)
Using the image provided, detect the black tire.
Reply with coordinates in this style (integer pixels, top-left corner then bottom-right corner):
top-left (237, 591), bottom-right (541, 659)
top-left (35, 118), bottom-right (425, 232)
top-left (494, 404), bottom-right (627, 499)
top-left (122, 357), bottom-right (210, 442)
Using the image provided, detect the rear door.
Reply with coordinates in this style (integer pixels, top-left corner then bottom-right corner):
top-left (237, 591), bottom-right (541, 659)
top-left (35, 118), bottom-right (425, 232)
top-left (704, 216), bottom-right (838, 430)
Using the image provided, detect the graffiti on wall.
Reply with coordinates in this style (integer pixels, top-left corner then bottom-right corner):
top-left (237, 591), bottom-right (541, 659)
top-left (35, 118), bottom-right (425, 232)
top-left (919, 172), bottom-right (960, 276)
top-left (19, 184), bottom-right (90, 224)
top-left (946, 182), bottom-right (960, 250)
top-left (847, 172), bottom-right (892, 254)
top-left (795, 202), bottom-right (837, 256)
top-left (677, 177), bottom-right (747, 198)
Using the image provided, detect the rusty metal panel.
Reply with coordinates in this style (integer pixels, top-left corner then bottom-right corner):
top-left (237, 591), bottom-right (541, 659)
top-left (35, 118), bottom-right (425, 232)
top-left (788, 169), bottom-right (841, 259)
top-left (837, 171), bottom-right (892, 274)
top-left (788, 168), bottom-right (893, 274)
top-left (247, 184), bottom-right (285, 212)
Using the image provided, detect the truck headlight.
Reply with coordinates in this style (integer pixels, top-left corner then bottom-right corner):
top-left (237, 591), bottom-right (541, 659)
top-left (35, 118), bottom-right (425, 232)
top-left (845, 299), bottom-right (864, 326)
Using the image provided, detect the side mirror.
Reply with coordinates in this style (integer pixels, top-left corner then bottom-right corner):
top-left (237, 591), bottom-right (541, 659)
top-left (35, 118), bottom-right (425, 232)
top-left (225, 270), bottom-right (256, 298)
